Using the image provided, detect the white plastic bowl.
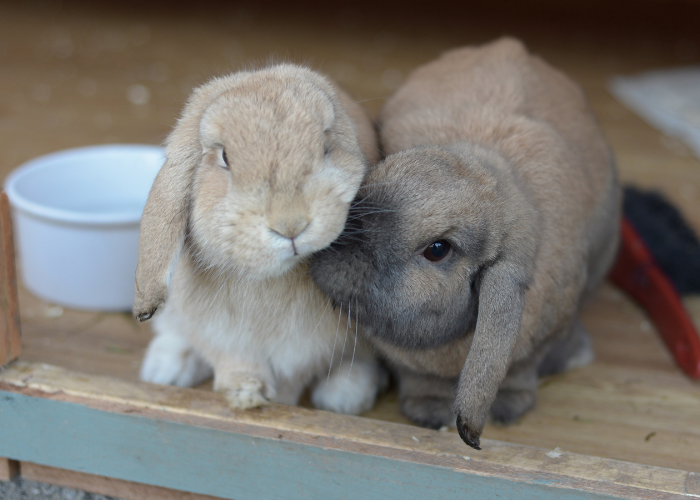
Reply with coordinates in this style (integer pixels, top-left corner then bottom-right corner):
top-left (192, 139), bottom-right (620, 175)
top-left (4, 144), bottom-right (164, 311)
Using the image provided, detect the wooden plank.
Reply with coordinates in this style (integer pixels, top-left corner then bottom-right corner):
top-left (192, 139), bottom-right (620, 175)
top-left (0, 457), bottom-right (19, 481)
top-left (0, 362), bottom-right (695, 499)
top-left (0, 191), bottom-right (21, 368)
top-left (0, 391), bottom-right (644, 500)
top-left (21, 462), bottom-right (223, 500)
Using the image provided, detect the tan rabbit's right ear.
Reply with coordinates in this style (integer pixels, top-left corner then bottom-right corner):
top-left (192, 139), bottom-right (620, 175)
top-left (133, 77), bottom-right (233, 321)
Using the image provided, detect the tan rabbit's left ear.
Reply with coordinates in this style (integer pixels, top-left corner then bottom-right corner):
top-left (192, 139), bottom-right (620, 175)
top-left (133, 76), bottom-right (234, 321)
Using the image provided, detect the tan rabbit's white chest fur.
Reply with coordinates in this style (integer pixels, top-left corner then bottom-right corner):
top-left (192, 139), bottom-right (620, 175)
top-left (152, 257), bottom-right (353, 406)
top-left (136, 63), bottom-right (382, 414)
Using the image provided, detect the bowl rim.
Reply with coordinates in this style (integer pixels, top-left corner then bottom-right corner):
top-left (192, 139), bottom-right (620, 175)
top-left (4, 144), bottom-right (164, 225)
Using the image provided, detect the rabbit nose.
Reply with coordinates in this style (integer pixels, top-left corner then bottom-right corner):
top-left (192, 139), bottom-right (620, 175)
top-left (269, 217), bottom-right (310, 241)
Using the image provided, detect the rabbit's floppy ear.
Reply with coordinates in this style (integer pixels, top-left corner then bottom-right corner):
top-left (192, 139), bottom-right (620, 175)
top-left (133, 77), bottom-right (233, 321)
top-left (132, 152), bottom-right (194, 321)
top-left (453, 257), bottom-right (533, 450)
top-left (302, 67), bottom-right (378, 165)
top-left (332, 83), bottom-right (380, 165)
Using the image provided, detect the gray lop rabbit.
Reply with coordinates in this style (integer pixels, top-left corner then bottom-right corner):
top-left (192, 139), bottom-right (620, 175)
top-left (134, 63), bottom-right (383, 414)
top-left (310, 39), bottom-right (620, 447)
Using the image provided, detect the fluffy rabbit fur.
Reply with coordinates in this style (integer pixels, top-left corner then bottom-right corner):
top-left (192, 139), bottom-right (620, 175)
top-left (134, 63), bottom-right (383, 414)
top-left (310, 39), bottom-right (620, 447)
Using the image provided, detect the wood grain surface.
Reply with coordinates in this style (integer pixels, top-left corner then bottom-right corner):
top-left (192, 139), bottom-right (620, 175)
top-left (1, 0), bottom-right (699, 480)
top-left (21, 462), bottom-right (222, 500)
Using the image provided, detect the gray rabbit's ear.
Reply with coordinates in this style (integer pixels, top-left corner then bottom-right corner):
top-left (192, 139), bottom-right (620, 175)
top-left (452, 260), bottom-right (531, 450)
top-left (133, 78), bottom-right (228, 321)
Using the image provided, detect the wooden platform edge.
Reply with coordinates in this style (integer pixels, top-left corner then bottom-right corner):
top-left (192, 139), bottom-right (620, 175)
top-left (1, 361), bottom-right (698, 500)
top-left (0, 458), bottom-right (19, 482)
top-left (20, 462), bottom-right (223, 500)
top-left (0, 190), bottom-right (21, 368)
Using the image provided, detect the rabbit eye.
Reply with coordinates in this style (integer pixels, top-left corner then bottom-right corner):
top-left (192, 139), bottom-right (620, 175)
top-left (221, 149), bottom-right (230, 168)
top-left (423, 240), bottom-right (451, 262)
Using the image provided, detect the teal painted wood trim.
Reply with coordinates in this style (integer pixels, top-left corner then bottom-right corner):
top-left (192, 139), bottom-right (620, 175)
top-left (0, 390), bottom-right (627, 500)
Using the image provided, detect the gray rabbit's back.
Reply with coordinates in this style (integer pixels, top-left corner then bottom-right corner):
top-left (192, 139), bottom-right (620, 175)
top-left (379, 38), bottom-right (619, 346)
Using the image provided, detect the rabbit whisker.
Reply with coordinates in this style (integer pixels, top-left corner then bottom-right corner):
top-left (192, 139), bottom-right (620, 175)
top-left (355, 96), bottom-right (390, 104)
top-left (338, 300), bottom-right (351, 371)
top-left (357, 180), bottom-right (401, 190)
top-left (348, 207), bottom-right (394, 214)
top-left (327, 301), bottom-right (343, 383)
top-left (333, 237), bottom-right (367, 246)
top-left (211, 261), bottom-right (239, 302)
top-left (309, 296), bottom-right (332, 339)
top-left (340, 228), bottom-right (384, 235)
top-left (349, 297), bottom-right (359, 377)
top-left (350, 199), bottom-right (395, 208)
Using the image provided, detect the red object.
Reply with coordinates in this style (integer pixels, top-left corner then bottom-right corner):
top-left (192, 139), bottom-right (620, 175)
top-left (609, 217), bottom-right (700, 379)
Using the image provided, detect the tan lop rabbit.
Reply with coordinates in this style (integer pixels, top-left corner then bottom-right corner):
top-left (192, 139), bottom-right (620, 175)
top-left (310, 39), bottom-right (620, 447)
top-left (134, 63), bottom-right (384, 414)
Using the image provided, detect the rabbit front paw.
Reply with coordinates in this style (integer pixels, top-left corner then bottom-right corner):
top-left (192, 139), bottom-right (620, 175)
top-left (140, 333), bottom-right (213, 387)
top-left (219, 374), bottom-right (271, 409)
